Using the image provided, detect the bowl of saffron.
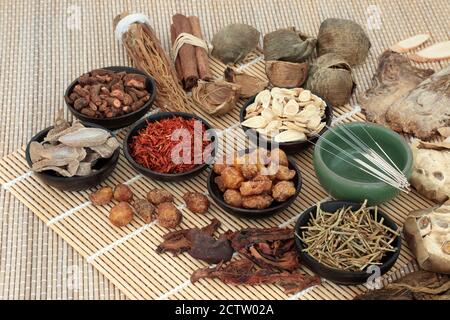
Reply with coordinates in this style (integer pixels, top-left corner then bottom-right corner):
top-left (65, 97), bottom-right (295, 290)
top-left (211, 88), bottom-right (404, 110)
top-left (124, 112), bottom-right (216, 182)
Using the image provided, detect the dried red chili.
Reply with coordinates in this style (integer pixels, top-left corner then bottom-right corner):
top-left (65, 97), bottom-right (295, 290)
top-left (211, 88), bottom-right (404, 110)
top-left (129, 116), bottom-right (212, 174)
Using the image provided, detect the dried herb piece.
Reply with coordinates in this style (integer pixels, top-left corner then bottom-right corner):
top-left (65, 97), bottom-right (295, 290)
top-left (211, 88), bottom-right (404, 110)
top-left (156, 202), bottom-right (182, 229)
top-left (90, 187), bottom-right (113, 205)
top-left (390, 34), bottom-right (430, 53)
top-left (211, 24), bottom-right (260, 64)
top-left (133, 199), bottom-right (155, 224)
top-left (113, 184), bottom-right (133, 202)
top-left (409, 41), bottom-right (450, 62)
top-left (192, 80), bottom-right (241, 116)
top-left (182, 192), bottom-right (210, 214)
top-left (355, 271), bottom-right (450, 300)
top-left (263, 28), bottom-right (316, 62)
top-left (306, 53), bottom-right (355, 106)
top-left (156, 219), bottom-right (221, 255)
top-left (317, 18), bottom-right (371, 66)
top-left (187, 231), bottom-right (233, 264)
top-left (191, 259), bottom-right (320, 294)
top-left (147, 189), bottom-right (174, 205)
top-left (114, 13), bottom-right (189, 112)
top-left (265, 60), bottom-right (308, 88)
top-left (109, 202), bottom-right (134, 227)
top-left (224, 67), bottom-right (268, 98)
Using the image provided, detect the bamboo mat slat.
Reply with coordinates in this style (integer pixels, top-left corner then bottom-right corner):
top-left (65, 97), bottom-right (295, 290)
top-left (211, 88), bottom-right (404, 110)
top-left (0, 0), bottom-right (449, 300)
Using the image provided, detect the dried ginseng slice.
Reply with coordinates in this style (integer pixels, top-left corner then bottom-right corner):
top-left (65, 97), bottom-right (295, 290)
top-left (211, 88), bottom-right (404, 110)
top-left (409, 41), bottom-right (450, 62)
top-left (241, 116), bottom-right (268, 129)
top-left (390, 34), bottom-right (430, 53)
top-left (274, 130), bottom-right (307, 143)
top-left (284, 100), bottom-right (300, 117)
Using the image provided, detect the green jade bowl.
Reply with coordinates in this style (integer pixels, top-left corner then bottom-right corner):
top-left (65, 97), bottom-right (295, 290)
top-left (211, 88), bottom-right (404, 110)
top-left (313, 122), bottom-right (413, 205)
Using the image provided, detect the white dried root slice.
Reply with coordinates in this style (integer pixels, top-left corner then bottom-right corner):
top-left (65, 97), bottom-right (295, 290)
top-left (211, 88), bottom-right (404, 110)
top-left (261, 108), bottom-right (276, 121)
top-left (284, 100), bottom-right (300, 117)
top-left (274, 130), bottom-right (307, 143)
top-left (265, 120), bottom-right (282, 132)
top-left (409, 41), bottom-right (450, 62)
top-left (390, 34), bottom-right (430, 53)
top-left (255, 89), bottom-right (272, 108)
top-left (58, 128), bottom-right (110, 147)
top-left (298, 90), bottom-right (312, 102)
top-left (241, 116), bottom-right (268, 129)
top-left (246, 102), bottom-right (260, 114)
top-left (307, 115), bottom-right (323, 130)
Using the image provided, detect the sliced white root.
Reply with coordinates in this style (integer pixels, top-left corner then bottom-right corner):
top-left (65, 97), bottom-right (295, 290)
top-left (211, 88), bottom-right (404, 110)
top-left (390, 34), bottom-right (430, 53)
top-left (409, 41), bottom-right (450, 62)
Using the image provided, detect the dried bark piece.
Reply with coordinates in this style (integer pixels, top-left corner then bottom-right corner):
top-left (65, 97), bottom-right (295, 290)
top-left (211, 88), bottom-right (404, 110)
top-left (58, 128), bottom-right (110, 147)
top-left (317, 18), bottom-right (371, 66)
top-left (89, 137), bottom-right (120, 158)
top-left (192, 80), bottom-right (241, 116)
top-left (385, 66), bottom-right (450, 138)
top-left (191, 259), bottom-right (320, 295)
top-left (75, 162), bottom-right (93, 176)
top-left (359, 51), bottom-right (434, 125)
top-left (224, 67), bottom-right (268, 98)
top-left (409, 41), bottom-right (450, 62)
top-left (263, 28), bottom-right (316, 62)
top-left (44, 120), bottom-right (85, 143)
top-left (156, 219), bottom-right (221, 255)
top-left (211, 24), bottom-right (260, 64)
top-left (187, 231), bottom-right (233, 264)
top-left (390, 34), bottom-right (430, 53)
top-left (265, 60), bottom-right (308, 88)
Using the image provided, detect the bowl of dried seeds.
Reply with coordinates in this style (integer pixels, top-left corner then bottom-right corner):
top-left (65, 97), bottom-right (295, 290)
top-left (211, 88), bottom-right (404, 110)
top-left (294, 200), bottom-right (401, 285)
top-left (65, 66), bottom-right (156, 130)
top-left (240, 88), bottom-right (333, 154)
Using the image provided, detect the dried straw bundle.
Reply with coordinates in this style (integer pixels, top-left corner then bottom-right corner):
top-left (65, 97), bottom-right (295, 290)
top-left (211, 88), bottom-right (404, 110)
top-left (114, 13), bottom-right (189, 112)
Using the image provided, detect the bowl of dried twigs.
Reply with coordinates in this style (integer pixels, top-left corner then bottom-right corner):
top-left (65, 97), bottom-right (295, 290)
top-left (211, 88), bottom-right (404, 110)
top-left (294, 200), bottom-right (401, 285)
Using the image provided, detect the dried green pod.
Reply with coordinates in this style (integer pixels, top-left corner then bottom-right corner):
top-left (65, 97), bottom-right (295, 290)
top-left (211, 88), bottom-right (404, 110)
top-left (263, 28), bottom-right (316, 62)
top-left (317, 18), bottom-right (371, 66)
top-left (306, 53), bottom-right (356, 106)
top-left (211, 24), bottom-right (260, 64)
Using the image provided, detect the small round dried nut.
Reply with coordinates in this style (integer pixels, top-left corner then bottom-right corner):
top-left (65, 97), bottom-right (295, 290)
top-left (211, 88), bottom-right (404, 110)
top-left (147, 189), bottom-right (174, 205)
top-left (109, 202), bottom-right (134, 227)
top-left (89, 187), bottom-right (113, 205)
top-left (182, 192), bottom-right (210, 214)
top-left (133, 199), bottom-right (155, 224)
top-left (114, 184), bottom-right (133, 202)
top-left (156, 202), bottom-right (182, 229)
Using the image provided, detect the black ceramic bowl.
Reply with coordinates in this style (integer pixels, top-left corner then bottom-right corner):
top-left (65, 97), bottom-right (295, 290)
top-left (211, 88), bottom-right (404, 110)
top-left (25, 122), bottom-right (119, 192)
top-left (240, 95), bottom-right (333, 154)
top-left (207, 151), bottom-right (302, 219)
top-left (123, 112), bottom-right (216, 182)
top-left (294, 201), bottom-right (402, 285)
top-left (65, 66), bottom-right (157, 130)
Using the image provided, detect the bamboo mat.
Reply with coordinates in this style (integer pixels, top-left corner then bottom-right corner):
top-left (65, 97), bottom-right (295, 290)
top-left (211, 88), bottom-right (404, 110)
top-left (0, 0), bottom-right (449, 300)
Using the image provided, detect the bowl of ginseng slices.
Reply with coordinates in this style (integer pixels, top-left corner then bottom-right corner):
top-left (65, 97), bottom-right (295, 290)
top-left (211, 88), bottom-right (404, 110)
top-left (240, 88), bottom-right (333, 154)
top-left (294, 200), bottom-right (401, 285)
top-left (25, 118), bottom-right (119, 191)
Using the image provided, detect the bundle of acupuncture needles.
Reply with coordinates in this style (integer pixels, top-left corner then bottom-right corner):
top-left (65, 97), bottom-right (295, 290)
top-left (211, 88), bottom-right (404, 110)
top-left (311, 123), bottom-right (411, 193)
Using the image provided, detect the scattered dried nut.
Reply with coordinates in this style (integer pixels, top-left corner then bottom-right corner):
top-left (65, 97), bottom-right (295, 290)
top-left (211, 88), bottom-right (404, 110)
top-left (133, 199), bottom-right (155, 224)
top-left (113, 184), bottom-right (133, 202)
top-left (89, 186), bottom-right (113, 205)
top-left (183, 192), bottom-right (210, 214)
top-left (272, 181), bottom-right (296, 202)
top-left (147, 189), bottom-right (174, 205)
top-left (223, 189), bottom-right (243, 208)
top-left (157, 202), bottom-right (182, 229)
top-left (109, 202), bottom-right (134, 227)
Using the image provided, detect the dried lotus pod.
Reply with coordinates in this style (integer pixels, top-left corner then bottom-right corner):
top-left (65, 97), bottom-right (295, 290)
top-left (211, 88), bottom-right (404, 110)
top-left (192, 80), bottom-right (241, 116)
top-left (317, 18), bottom-right (371, 66)
top-left (306, 53), bottom-right (355, 106)
top-left (265, 60), bottom-right (308, 88)
top-left (224, 67), bottom-right (268, 98)
top-left (211, 24), bottom-right (260, 64)
top-left (263, 28), bottom-right (316, 62)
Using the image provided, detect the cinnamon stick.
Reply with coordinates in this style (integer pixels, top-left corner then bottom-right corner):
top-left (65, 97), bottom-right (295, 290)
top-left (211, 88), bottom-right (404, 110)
top-left (170, 24), bottom-right (184, 82)
top-left (172, 14), bottom-right (199, 90)
top-left (188, 16), bottom-right (213, 81)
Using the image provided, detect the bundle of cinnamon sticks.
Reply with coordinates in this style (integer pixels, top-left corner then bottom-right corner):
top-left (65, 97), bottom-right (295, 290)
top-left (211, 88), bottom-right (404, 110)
top-left (171, 14), bottom-right (213, 90)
